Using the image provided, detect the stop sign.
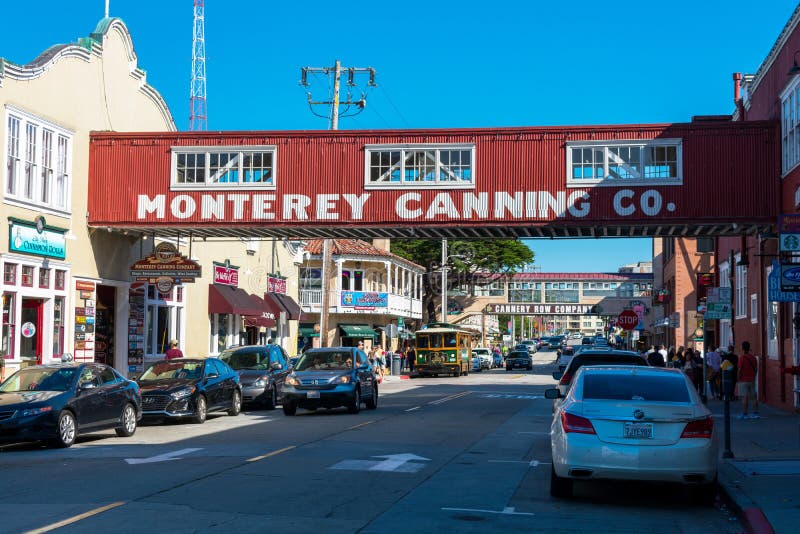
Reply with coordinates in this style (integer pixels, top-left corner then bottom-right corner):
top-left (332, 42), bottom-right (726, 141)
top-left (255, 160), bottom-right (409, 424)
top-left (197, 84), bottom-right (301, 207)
top-left (617, 310), bottom-right (639, 331)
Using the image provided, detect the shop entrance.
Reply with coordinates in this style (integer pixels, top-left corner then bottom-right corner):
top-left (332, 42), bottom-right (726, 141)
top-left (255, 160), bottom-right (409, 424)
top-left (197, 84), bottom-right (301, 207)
top-left (96, 285), bottom-right (116, 367)
top-left (20, 298), bottom-right (44, 365)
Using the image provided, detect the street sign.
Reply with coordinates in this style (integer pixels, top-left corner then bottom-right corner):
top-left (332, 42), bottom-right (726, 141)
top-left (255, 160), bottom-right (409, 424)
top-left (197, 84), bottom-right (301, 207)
top-left (705, 302), bottom-right (732, 320)
top-left (617, 310), bottom-right (638, 331)
top-left (707, 287), bottom-right (732, 304)
top-left (769, 260), bottom-right (800, 302)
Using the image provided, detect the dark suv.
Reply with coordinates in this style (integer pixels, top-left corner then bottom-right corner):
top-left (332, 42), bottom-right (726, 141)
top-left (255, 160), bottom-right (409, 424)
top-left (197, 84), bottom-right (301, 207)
top-left (219, 344), bottom-right (292, 409)
top-left (552, 349), bottom-right (648, 396)
top-left (506, 350), bottom-right (533, 371)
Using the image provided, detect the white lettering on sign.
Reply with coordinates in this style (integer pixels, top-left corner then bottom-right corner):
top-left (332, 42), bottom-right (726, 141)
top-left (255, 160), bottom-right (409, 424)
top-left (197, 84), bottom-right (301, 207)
top-left (135, 190), bottom-right (675, 222)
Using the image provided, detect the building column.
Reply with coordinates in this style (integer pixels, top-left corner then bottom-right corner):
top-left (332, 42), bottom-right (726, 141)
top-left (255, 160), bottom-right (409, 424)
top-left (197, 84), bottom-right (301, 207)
top-left (385, 262), bottom-right (392, 294)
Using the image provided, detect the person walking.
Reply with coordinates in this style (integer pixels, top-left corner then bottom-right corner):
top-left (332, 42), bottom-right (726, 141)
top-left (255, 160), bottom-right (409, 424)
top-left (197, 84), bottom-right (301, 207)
top-left (673, 346), bottom-right (685, 369)
top-left (727, 344), bottom-right (739, 400)
top-left (706, 346), bottom-right (722, 400)
top-left (646, 347), bottom-right (665, 367)
top-left (681, 348), bottom-right (696, 389)
top-left (407, 344), bottom-right (416, 373)
top-left (738, 341), bottom-right (759, 419)
top-left (165, 339), bottom-right (184, 360)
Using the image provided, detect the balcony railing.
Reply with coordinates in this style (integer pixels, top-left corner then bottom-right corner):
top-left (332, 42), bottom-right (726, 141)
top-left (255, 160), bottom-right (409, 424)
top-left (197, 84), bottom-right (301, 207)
top-left (299, 289), bottom-right (422, 318)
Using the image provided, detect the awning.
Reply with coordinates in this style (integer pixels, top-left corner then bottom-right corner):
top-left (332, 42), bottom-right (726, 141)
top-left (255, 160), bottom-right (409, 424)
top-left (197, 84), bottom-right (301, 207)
top-left (208, 284), bottom-right (263, 316)
top-left (246, 293), bottom-right (278, 328)
top-left (244, 315), bottom-right (275, 328)
top-left (339, 324), bottom-right (377, 338)
top-left (299, 325), bottom-right (319, 338)
top-left (265, 292), bottom-right (303, 320)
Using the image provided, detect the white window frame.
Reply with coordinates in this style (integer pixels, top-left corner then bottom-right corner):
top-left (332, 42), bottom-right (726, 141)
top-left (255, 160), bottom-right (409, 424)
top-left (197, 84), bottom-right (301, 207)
top-left (566, 138), bottom-right (683, 187)
top-left (750, 293), bottom-right (758, 324)
top-left (780, 77), bottom-right (800, 175)
top-left (364, 143), bottom-right (476, 189)
top-left (144, 284), bottom-right (185, 359)
top-left (170, 145), bottom-right (278, 190)
top-left (4, 106), bottom-right (73, 215)
top-left (735, 254), bottom-right (748, 319)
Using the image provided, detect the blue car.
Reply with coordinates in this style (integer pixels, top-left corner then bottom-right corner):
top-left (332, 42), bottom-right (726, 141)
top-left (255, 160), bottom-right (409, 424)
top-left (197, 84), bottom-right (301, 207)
top-left (492, 352), bottom-right (504, 368)
top-left (0, 362), bottom-right (142, 448)
top-left (282, 347), bottom-right (378, 415)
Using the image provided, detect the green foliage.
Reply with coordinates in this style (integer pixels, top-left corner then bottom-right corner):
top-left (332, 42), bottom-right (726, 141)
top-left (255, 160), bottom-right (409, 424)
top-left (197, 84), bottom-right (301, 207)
top-left (392, 239), bottom-right (533, 277)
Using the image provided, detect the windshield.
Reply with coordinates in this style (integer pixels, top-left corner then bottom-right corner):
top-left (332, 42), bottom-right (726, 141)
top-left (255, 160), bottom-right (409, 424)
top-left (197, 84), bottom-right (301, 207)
top-left (139, 361), bottom-right (204, 381)
top-left (220, 349), bottom-right (269, 370)
top-left (583, 373), bottom-right (690, 403)
top-left (0, 367), bottom-right (77, 392)
top-left (295, 351), bottom-right (353, 371)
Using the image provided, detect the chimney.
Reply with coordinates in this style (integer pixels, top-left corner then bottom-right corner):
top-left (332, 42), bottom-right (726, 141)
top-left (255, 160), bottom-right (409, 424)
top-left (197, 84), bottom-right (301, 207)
top-left (372, 239), bottom-right (391, 252)
top-left (733, 72), bottom-right (745, 120)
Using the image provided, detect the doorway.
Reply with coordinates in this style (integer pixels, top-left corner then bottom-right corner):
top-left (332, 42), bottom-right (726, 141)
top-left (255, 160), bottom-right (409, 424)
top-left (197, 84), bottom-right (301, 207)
top-left (20, 298), bottom-right (44, 365)
top-left (96, 285), bottom-right (116, 367)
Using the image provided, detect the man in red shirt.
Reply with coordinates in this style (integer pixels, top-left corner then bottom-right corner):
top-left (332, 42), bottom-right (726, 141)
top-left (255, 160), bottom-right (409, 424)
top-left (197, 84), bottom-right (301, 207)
top-left (165, 339), bottom-right (184, 360)
top-left (738, 341), bottom-right (759, 419)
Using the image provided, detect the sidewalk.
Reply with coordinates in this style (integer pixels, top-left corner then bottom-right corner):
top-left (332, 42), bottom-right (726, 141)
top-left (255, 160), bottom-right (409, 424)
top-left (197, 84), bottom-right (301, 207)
top-left (707, 399), bottom-right (800, 534)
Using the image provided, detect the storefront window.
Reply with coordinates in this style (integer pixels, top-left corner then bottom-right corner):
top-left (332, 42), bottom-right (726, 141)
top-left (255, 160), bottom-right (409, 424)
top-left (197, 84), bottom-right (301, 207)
top-left (21, 266), bottom-right (34, 287)
top-left (3, 263), bottom-right (16, 285)
top-left (38, 268), bottom-right (50, 288)
top-left (2, 293), bottom-right (14, 359)
top-left (143, 284), bottom-right (184, 358)
top-left (217, 313), bottom-right (230, 353)
top-left (54, 269), bottom-right (65, 290)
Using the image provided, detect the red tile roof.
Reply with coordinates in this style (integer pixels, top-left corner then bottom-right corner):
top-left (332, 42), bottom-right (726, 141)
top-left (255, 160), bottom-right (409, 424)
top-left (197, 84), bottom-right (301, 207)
top-left (304, 239), bottom-right (424, 270)
top-left (475, 272), bottom-right (652, 281)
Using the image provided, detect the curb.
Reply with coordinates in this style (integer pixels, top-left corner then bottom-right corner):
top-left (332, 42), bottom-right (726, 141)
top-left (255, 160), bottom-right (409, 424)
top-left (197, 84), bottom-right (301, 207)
top-left (717, 460), bottom-right (775, 534)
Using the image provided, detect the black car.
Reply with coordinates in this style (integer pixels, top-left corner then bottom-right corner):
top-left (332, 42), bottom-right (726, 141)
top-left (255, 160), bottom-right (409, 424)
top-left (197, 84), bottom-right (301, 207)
top-left (552, 349), bottom-right (649, 396)
top-left (0, 363), bottom-right (141, 448)
top-left (505, 350), bottom-right (533, 371)
top-left (220, 345), bottom-right (291, 409)
top-left (137, 358), bottom-right (241, 424)
top-left (282, 347), bottom-right (377, 415)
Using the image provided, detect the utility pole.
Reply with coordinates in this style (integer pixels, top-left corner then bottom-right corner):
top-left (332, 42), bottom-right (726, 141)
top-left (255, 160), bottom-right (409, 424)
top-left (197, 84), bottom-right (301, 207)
top-left (300, 61), bottom-right (375, 346)
top-left (441, 239), bottom-right (448, 323)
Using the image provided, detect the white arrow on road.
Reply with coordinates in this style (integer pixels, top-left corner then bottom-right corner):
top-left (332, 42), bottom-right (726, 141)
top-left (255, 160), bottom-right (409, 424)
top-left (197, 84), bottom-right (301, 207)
top-left (125, 448), bottom-right (203, 465)
top-left (369, 453), bottom-right (430, 472)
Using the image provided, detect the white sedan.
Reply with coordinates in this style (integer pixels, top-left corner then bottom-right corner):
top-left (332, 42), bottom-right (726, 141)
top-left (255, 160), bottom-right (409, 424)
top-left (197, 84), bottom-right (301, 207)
top-left (545, 366), bottom-right (718, 501)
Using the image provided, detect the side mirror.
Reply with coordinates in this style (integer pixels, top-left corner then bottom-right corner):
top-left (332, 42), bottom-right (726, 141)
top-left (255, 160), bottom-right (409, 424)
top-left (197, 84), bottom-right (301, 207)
top-left (552, 370), bottom-right (563, 380)
top-left (544, 388), bottom-right (562, 400)
top-left (206, 372), bottom-right (219, 380)
top-left (79, 381), bottom-right (97, 391)
top-left (270, 362), bottom-right (282, 371)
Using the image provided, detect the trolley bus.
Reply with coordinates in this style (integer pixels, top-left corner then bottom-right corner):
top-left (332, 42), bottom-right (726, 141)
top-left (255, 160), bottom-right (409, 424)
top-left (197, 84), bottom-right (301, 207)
top-left (414, 323), bottom-right (473, 377)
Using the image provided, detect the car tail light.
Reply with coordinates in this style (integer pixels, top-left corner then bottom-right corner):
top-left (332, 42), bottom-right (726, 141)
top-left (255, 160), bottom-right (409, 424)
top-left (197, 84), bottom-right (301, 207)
top-left (681, 416), bottom-right (714, 439)
top-left (559, 372), bottom-right (572, 386)
top-left (561, 412), bottom-right (596, 434)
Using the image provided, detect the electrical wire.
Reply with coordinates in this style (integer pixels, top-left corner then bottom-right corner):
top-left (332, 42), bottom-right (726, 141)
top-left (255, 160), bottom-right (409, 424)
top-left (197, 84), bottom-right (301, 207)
top-left (378, 85), bottom-right (411, 128)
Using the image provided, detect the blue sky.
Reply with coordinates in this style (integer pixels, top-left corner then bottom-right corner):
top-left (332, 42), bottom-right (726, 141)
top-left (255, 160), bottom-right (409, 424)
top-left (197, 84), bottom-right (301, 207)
top-left (2, 1), bottom-right (797, 271)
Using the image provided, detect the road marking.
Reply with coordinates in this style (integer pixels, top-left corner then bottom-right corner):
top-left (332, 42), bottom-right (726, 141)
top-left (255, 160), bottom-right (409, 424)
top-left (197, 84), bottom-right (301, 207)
top-left (488, 460), bottom-right (528, 464)
top-left (442, 506), bottom-right (534, 516)
top-left (427, 391), bottom-right (471, 405)
top-left (348, 420), bottom-right (375, 430)
top-left (124, 447), bottom-right (202, 465)
top-left (246, 445), bottom-right (295, 463)
top-left (482, 394), bottom-right (542, 400)
top-left (518, 431), bottom-right (550, 435)
top-left (405, 406), bottom-right (421, 412)
top-left (25, 501), bottom-right (126, 533)
top-left (329, 453), bottom-right (430, 473)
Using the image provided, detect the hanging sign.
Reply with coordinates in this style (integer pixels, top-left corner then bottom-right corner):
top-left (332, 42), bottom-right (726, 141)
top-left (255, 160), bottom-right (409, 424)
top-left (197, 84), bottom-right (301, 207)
top-left (341, 291), bottom-right (388, 308)
top-left (130, 242), bottom-right (201, 283)
top-left (769, 260), bottom-right (800, 301)
top-left (213, 260), bottom-right (239, 286)
top-left (268, 275), bottom-right (287, 294)
top-left (779, 214), bottom-right (800, 252)
top-left (9, 217), bottom-right (66, 260)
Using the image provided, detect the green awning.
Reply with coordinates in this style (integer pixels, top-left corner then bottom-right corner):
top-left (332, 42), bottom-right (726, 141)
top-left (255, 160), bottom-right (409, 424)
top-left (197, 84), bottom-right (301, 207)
top-left (298, 326), bottom-right (319, 338)
top-left (339, 324), bottom-right (376, 338)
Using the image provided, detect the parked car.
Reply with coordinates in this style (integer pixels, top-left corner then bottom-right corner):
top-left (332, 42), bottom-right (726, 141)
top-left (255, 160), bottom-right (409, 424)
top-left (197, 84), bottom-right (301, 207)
top-left (472, 355), bottom-right (483, 373)
top-left (572, 332), bottom-right (582, 339)
top-left (0, 362), bottom-right (141, 448)
top-left (473, 348), bottom-right (493, 370)
top-left (519, 340), bottom-right (537, 355)
top-left (545, 366), bottom-right (718, 501)
top-left (137, 358), bottom-right (242, 424)
top-left (220, 345), bottom-right (291, 409)
top-left (282, 347), bottom-right (377, 415)
top-left (552, 350), bottom-right (648, 397)
top-left (556, 346), bottom-right (575, 373)
top-left (505, 350), bottom-right (533, 371)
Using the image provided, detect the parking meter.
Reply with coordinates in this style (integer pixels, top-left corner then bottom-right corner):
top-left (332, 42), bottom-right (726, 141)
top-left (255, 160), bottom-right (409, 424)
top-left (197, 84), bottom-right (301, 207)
top-left (721, 368), bottom-right (735, 401)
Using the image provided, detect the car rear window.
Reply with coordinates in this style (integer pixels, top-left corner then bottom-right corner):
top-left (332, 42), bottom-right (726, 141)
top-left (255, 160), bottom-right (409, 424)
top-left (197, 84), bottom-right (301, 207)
top-left (568, 355), bottom-right (647, 375)
top-left (582, 373), bottom-right (691, 402)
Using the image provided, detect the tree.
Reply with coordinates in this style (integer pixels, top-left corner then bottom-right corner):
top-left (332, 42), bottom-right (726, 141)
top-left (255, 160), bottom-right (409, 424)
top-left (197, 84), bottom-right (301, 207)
top-left (392, 239), bottom-right (534, 323)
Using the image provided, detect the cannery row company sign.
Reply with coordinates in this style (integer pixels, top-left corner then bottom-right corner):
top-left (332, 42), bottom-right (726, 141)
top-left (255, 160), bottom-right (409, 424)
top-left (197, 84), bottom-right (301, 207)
top-left (484, 304), bottom-right (596, 315)
top-left (9, 217), bottom-right (66, 260)
top-left (130, 242), bottom-right (201, 292)
top-left (87, 123), bottom-right (778, 238)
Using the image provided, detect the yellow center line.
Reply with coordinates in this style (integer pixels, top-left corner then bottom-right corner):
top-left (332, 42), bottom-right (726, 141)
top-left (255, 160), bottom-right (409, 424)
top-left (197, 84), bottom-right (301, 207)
top-left (427, 391), bottom-right (472, 405)
top-left (348, 420), bottom-right (376, 430)
top-left (246, 445), bottom-right (296, 463)
top-left (25, 501), bottom-right (126, 534)
top-left (511, 375), bottom-right (524, 379)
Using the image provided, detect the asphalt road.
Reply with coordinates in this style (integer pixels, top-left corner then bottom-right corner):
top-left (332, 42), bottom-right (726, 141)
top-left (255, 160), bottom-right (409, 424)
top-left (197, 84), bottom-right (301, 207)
top-left (0, 349), bottom-right (741, 533)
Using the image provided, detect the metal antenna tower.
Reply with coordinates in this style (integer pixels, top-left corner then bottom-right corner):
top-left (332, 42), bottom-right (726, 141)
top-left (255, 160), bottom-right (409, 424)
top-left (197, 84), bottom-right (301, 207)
top-left (189, 0), bottom-right (207, 131)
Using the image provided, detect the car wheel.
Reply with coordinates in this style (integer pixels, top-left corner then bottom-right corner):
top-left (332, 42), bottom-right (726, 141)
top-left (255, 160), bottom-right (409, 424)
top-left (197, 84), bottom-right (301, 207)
top-left (550, 464), bottom-right (573, 498)
top-left (527, 365), bottom-right (533, 370)
top-left (228, 390), bottom-right (242, 416)
top-left (366, 384), bottom-right (378, 410)
top-left (51, 411), bottom-right (77, 448)
top-left (264, 385), bottom-right (277, 410)
top-left (115, 403), bottom-right (138, 437)
top-left (454, 367), bottom-right (461, 378)
top-left (506, 366), bottom-right (512, 371)
top-left (282, 402), bottom-right (297, 416)
top-left (192, 395), bottom-right (207, 424)
top-left (347, 387), bottom-right (361, 414)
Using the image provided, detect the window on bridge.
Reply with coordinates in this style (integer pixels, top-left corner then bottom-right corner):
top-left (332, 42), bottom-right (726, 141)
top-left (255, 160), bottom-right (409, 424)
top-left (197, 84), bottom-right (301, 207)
top-left (566, 139), bottom-right (682, 187)
top-left (365, 144), bottom-right (474, 188)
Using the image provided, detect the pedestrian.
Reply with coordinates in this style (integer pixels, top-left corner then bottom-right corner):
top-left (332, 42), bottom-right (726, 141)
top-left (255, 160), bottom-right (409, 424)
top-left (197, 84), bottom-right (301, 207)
top-left (267, 338), bottom-right (273, 345)
top-left (0, 352), bottom-right (5, 382)
top-left (706, 346), bottom-right (722, 399)
top-left (726, 345), bottom-right (739, 400)
top-left (672, 346), bottom-right (685, 368)
top-left (165, 339), bottom-right (183, 360)
top-left (690, 347), bottom-right (704, 391)
top-left (658, 344), bottom-right (668, 365)
top-left (407, 344), bottom-right (416, 373)
top-left (400, 344), bottom-right (407, 372)
top-left (646, 346), bottom-right (665, 367)
top-left (682, 348), bottom-right (696, 389)
top-left (738, 341), bottom-right (759, 419)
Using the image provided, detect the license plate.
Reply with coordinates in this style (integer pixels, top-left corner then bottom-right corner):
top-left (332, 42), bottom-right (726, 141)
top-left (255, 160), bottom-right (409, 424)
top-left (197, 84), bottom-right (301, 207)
top-left (306, 390), bottom-right (320, 399)
top-left (623, 422), bottom-right (653, 439)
